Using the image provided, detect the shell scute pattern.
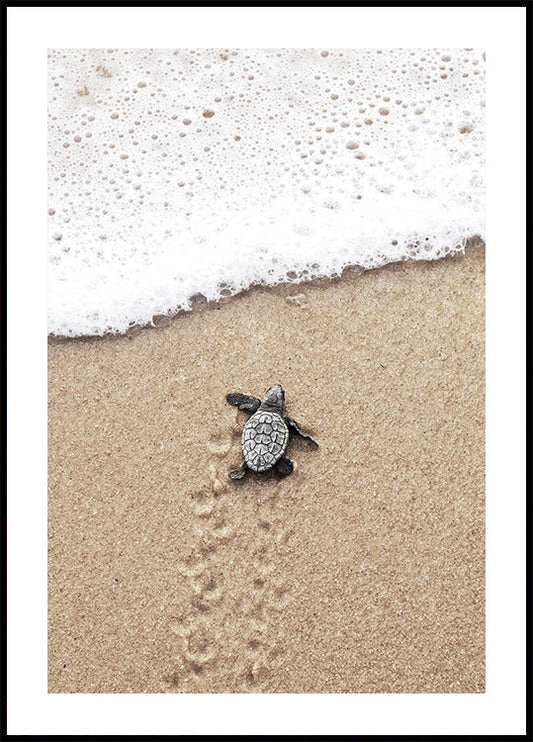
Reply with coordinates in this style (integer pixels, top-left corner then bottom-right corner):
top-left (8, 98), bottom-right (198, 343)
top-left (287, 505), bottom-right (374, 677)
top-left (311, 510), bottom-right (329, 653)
top-left (242, 411), bottom-right (289, 472)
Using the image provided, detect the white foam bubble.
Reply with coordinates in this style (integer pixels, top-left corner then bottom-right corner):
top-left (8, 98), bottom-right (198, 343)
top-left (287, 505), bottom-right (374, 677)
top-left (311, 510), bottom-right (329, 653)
top-left (48, 48), bottom-right (485, 336)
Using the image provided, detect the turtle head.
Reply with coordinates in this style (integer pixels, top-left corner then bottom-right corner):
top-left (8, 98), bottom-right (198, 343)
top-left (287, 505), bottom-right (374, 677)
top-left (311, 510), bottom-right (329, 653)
top-left (260, 384), bottom-right (285, 414)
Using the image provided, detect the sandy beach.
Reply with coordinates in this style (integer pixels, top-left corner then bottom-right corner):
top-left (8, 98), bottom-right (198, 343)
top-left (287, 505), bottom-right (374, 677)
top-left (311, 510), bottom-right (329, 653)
top-left (48, 240), bottom-right (485, 694)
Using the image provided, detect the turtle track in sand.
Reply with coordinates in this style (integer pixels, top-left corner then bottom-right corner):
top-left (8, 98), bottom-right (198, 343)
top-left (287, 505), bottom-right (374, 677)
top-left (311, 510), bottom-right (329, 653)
top-left (163, 424), bottom-right (295, 692)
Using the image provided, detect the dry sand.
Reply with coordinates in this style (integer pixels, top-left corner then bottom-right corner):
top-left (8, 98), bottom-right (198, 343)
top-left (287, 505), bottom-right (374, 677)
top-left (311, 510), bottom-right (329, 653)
top-left (48, 240), bottom-right (485, 693)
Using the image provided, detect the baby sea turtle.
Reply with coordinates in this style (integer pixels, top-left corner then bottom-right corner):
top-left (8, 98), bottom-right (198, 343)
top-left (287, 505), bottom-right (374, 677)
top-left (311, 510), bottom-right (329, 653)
top-left (226, 384), bottom-right (318, 479)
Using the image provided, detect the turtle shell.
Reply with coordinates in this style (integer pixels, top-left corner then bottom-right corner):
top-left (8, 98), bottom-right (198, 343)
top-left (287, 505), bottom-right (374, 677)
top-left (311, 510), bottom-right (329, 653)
top-left (241, 410), bottom-right (289, 472)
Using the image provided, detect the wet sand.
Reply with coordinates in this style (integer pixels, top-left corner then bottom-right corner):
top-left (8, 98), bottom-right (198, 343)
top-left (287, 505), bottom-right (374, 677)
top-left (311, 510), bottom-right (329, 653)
top-left (48, 241), bottom-right (485, 693)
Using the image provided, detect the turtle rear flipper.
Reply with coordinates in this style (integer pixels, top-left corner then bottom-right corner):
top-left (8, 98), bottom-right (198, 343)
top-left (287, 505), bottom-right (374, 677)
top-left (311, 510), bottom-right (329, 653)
top-left (285, 416), bottom-right (319, 446)
top-left (275, 456), bottom-right (293, 476)
top-left (226, 392), bottom-right (261, 413)
top-left (228, 461), bottom-right (248, 479)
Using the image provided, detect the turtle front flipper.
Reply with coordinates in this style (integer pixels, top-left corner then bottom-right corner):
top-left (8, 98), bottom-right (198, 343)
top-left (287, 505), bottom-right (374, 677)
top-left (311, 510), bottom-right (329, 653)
top-left (284, 416), bottom-right (319, 446)
top-left (226, 392), bottom-right (261, 413)
top-left (228, 461), bottom-right (248, 480)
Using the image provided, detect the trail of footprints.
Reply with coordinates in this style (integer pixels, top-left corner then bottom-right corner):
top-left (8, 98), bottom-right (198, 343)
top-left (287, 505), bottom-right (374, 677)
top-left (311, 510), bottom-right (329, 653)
top-left (238, 520), bottom-right (296, 692)
top-left (166, 421), bottom-right (295, 692)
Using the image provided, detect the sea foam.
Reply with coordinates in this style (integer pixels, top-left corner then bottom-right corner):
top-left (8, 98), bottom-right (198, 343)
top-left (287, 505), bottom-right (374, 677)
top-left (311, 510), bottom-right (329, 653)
top-left (48, 48), bottom-right (485, 336)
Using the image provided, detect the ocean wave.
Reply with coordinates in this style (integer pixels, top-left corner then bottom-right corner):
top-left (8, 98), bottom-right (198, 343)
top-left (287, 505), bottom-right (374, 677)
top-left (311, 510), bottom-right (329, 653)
top-left (48, 48), bottom-right (485, 336)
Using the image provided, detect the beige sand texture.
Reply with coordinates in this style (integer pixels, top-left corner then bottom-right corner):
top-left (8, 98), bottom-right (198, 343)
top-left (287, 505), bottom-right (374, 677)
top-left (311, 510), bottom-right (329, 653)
top-left (48, 240), bottom-right (485, 694)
